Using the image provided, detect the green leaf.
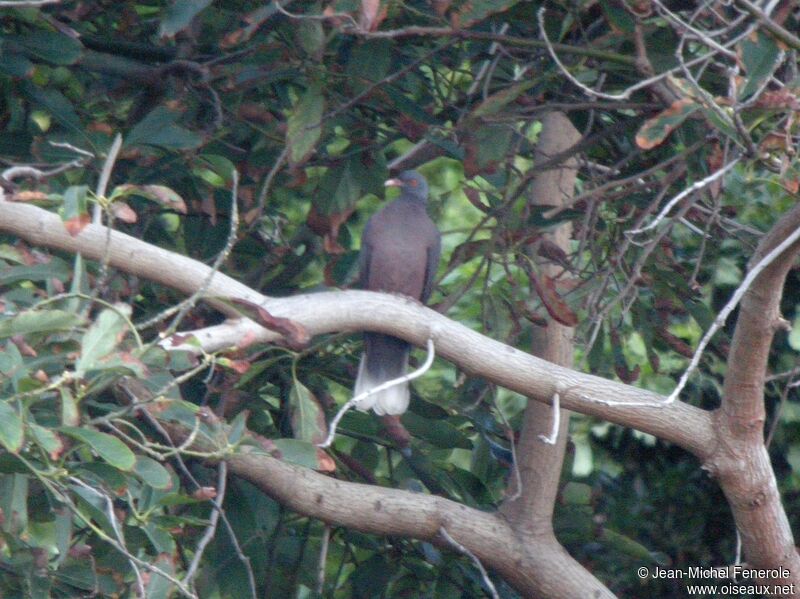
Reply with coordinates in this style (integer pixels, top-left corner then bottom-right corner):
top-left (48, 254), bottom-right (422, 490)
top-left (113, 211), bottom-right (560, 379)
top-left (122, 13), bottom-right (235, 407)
top-left (61, 184), bottom-right (90, 233)
top-left (345, 39), bottom-right (392, 94)
top-left (53, 508), bottom-right (73, 567)
top-left (635, 99), bottom-right (699, 150)
top-left (29, 423), bottom-right (64, 458)
top-left (134, 456), bottom-right (173, 490)
top-left (0, 401), bottom-right (24, 453)
top-left (599, 0), bottom-right (635, 33)
top-left (197, 154), bottom-right (236, 186)
top-left (21, 81), bottom-right (81, 132)
top-left (60, 388), bottom-right (80, 427)
top-left (738, 31), bottom-right (780, 100)
top-left (464, 124), bottom-right (513, 176)
top-left (111, 184), bottom-right (187, 213)
top-left (0, 41), bottom-right (34, 77)
top-left (159, 399), bottom-right (200, 428)
top-left (401, 411), bottom-right (472, 449)
top-left (127, 106), bottom-right (203, 150)
top-left (67, 253), bottom-right (89, 314)
top-left (228, 410), bottom-right (247, 444)
top-left (350, 554), bottom-right (392, 595)
top-left (76, 307), bottom-right (130, 377)
top-left (159, 0), bottom-right (214, 38)
top-left (286, 85), bottom-right (324, 166)
top-left (470, 79), bottom-right (536, 120)
top-left (6, 30), bottom-right (83, 65)
top-left (0, 243), bottom-right (26, 264)
top-left (61, 427), bottom-right (136, 471)
top-left (0, 341), bottom-right (26, 391)
top-left (0, 473), bottom-right (29, 533)
top-left (78, 462), bottom-right (128, 495)
top-left (0, 259), bottom-right (70, 285)
top-left (453, 0), bottom-right (520, 27)
top-left (70, 483), bottom-right (117, 535)
top-left (145, 553), bottom-right (175, 599)
top-left (272, 439), bottom-right (320, 469)
top-left (317, 157), bottom-right (362, 214)
top-left (296, 18), bottom-right (325, 60)
top-left (289, 380), bottom-right (327, 444)
top-left (0, 309), bottom-right (80, 339)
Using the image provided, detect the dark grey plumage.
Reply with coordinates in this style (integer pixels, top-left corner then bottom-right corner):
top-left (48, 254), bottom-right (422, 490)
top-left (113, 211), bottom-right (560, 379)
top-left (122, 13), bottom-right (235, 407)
top-left (354, 171), bottom-right (441, 414)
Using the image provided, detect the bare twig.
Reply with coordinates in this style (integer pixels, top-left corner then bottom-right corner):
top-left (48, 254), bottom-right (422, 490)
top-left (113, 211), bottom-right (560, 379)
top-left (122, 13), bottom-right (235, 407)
top-left (626, 158), bottom-right (740, 237)
top-left (765, 365), bottom-right (799, 448)
top-left (67, 477), bottom-right (194, 598)
top-left (94, 133), bottom-right (123, 223)
top-left (666, 224), bottom-right (800, 403)
top-left (0, 0), bottom-right (60, 5)
top-left (318, 338), bottom-right (436, 448)
top-left (184, 463), bottom-right (227, 586)
top-left (439, 526), bottom-right (499, 599)
top-left (537, 6), bottom-right (750, 102)
top-left (537, 391), bottom-right (561, 445)
top-left (139, 170), bottom-right (241, 333)
top-left (256, 146), bottom-right (289, 215)
top-left (316, 524), bottom-right (331, 595)
top-left (131, 389), bottom-right (258, 599)
top-left (491, 395), bottom-right (522, 502)
top-left (274, 0), bottom-right (358, 29)
top-left (734, 0), bottom-right (800, 50)
top-left (48, 141), bottom-right (94, 158)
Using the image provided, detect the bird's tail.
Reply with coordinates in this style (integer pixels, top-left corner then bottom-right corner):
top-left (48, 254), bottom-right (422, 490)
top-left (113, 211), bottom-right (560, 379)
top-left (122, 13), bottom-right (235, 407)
top-left (354, 333), bottom-right (410, 415)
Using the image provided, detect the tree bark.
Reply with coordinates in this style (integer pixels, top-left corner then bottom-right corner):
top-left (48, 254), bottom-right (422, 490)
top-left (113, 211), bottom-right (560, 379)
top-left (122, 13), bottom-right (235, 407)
top-left (710, 203), bottom-right (800, 594)
top-left (499, 112), bottom-right (613, 597)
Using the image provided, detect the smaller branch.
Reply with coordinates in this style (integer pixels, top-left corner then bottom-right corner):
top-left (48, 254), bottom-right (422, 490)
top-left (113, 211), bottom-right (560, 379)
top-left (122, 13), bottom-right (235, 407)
top-left (148, 170), bottom-right (240, 334)
top-left (48, 141), bottom-right (94, 158)
top-left (91, 134), bottom-right (124, 295)
top-left (94, 133), bottom-right (123, 224)
top-left (537, 391), bottom-right (561, 445)
top-left (491, 395), bottom-right (522, 502)
top-left (316, 525), bottom-right (331, 595)
top-left (1, 166), bottom-right (42, 182)
top-left (130, 384), bottom-right (259, 598)
top-left (668, 223), bottom-right (800, 403)
top-left (274, 0), bottom-right (359, 29)
top-left (734, 0), bottom-right (800, 50)
top-left (735, 529), bottom-right (742, 566)
top-left (318, 338), bottom-right (436, 448)
top-left (1, 150), bottom-right (90, 195)
top-left (67, 477), bottom-right (149, 598)
top-left (626, 158), bottom-right (740, 237)
top-left (439, 526), bottom-right (499, 599)
top-left (0, 0), bottom-right (60, 6)
top-left (184, 463), bottom-right (227, 587)
top-left (354, 26), bottom-right (635, 66)
top-left (256, 146), bottom-right (289, 216)
top-left (537, 7), bottom-right (749, 103)
top-left (764, 365), bottom-right (798, 448)
top-left (653, 0), bottom-right (737, 59)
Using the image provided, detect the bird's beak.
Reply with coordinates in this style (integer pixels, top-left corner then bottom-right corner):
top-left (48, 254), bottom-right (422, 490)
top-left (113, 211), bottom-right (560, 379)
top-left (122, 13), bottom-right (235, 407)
top-left (384, 178), bottom-right (402, 188)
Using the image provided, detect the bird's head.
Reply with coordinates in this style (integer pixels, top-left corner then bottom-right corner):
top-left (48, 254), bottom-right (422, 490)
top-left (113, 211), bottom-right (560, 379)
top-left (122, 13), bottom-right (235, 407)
top-left (384, 170), bottom-right (428, 203)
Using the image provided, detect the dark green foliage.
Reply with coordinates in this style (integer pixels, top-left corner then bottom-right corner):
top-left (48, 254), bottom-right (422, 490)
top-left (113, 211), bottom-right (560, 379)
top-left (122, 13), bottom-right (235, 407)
top-left (1, 0), bottom-right (799, 597)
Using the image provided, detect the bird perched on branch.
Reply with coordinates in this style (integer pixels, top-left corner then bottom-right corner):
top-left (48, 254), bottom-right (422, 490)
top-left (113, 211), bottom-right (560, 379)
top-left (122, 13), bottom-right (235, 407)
top-left (354, 170), bottom-right (441, 415)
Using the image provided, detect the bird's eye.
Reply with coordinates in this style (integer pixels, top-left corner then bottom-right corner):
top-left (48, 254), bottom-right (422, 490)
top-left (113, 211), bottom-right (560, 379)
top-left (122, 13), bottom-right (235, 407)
top-left (408, 179), bottom-right (418, 187)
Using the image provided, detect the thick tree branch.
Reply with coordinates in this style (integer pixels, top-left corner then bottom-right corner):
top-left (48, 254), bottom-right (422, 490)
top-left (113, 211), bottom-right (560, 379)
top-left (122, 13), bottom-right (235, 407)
top-left (0, 199), bottom-right (715, 459)
top-left (499, 112), bottom-right (608, 598)
top-left (710, 203), bottom-right (800, 589)
top-left (142, 393), bottom-right (610, 599)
